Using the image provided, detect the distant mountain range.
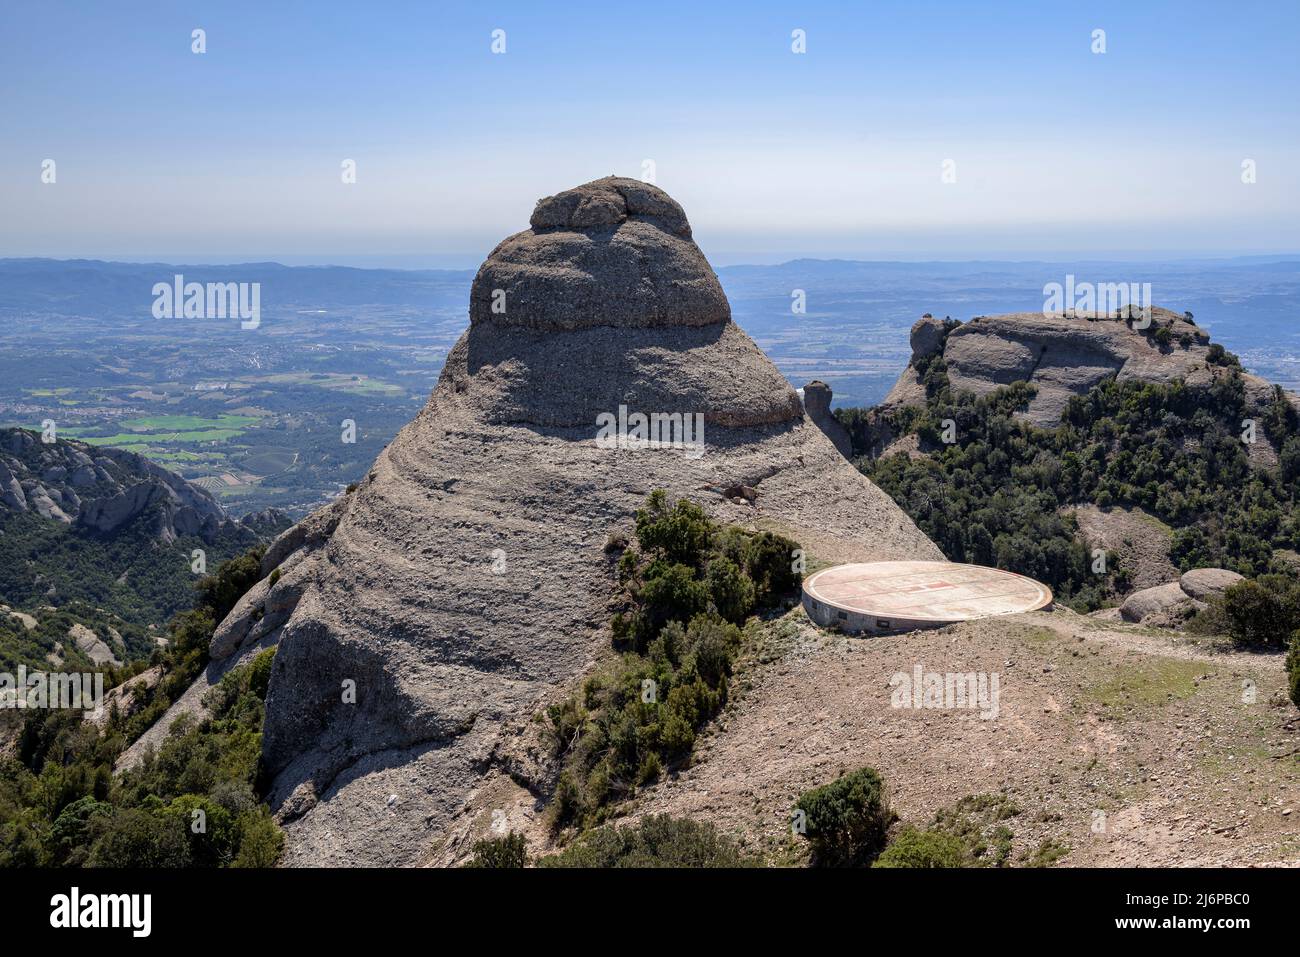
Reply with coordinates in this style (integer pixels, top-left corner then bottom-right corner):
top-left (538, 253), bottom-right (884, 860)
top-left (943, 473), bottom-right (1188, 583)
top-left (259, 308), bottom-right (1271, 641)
top-left (4, 254), bottom-right (1297, 402)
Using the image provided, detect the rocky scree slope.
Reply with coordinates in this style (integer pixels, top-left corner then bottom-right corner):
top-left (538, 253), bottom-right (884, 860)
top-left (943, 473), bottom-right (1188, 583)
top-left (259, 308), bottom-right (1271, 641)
top-left (209, 177), bottom-right (941, 866)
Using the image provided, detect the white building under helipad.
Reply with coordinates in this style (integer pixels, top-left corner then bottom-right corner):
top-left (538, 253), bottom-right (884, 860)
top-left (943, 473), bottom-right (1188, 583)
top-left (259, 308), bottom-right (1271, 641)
top-left (802, 560), bottom-right (1053, 635)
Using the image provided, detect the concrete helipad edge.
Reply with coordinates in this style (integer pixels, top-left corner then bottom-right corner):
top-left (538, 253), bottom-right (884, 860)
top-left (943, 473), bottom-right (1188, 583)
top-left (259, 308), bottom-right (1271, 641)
top-left (802, 560), bottom-right (1054, 635)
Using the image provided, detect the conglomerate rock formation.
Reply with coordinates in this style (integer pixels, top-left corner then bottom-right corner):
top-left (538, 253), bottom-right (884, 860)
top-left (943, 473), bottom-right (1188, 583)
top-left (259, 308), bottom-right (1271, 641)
top-left (886, 308), bottom-right (1293, 426)
top-left (876, 308), bottom-right (1299, 466)
top-left (207, 176), bottom-right (940, 866)
top-left (800, 380), bottom-right (852, 458)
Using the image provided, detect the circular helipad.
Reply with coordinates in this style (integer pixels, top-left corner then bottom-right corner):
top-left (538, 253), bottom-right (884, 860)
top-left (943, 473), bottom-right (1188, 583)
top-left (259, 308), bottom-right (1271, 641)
top-left (802, 560), bottom-right (1053, 635)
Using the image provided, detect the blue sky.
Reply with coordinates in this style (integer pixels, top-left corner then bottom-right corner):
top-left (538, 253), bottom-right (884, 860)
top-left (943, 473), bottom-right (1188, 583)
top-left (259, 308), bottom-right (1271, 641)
top-left (1, 0), bottom-right (1297, 265)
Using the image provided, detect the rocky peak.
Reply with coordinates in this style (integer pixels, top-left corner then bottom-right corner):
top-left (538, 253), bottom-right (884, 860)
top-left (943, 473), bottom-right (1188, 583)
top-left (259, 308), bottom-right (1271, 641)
top-left (455, 177), bottom-right (801, 430)
top-left (233, 178), bottom-right (940, 866)
top-left (882, 308), bottom-right (1297, 432)
top-left (469, 176), bottom-right (728, 333)
top-left (909, 314), bottom-right (948, 363)
top-left (0, 426), bottom-right (230, 541)
top-left (528, 176), bottom-right (692, 237)
top-left (801, 380), bottom-right (851, 458)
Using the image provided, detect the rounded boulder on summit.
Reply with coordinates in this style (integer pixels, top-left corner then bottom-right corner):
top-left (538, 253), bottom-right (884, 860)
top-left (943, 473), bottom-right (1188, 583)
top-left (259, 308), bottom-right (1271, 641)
top-left (202, 177), bottom-right (941, 866)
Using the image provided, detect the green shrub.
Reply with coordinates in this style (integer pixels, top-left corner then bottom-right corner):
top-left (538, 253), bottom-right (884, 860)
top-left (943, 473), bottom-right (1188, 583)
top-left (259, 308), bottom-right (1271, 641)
top-left (634, 561), bottom-right (709, 649)
top-left (161, 794), bottom-right (235, 867)
top-left (49, 796), bottom-right (112, 866)
top-left (741, 531), bottom-right (803, 604)
top-left (634, 490), bottom-right (713, 567)
top-left (245, 646), bottom-right (276, 700)
top-left (795, 767), bottom-right (895, 867)
top-left (1023, 838), bottom-right (1071, 867)
top-left (545, 492), bottom-right (801, 831)
top-left (539, 815), bottom-right (752, 868)
top-left (86, 808), bottom-right (192, 868)
top-left (684, 615), bottom-right (739, 687)
top-left (231, 809), bottom-right (284, 867)
top-left (636, 751), bottom-right (662, 786)
top-left (1217, 578), bottom-right (1300, 648)
top-left (705, 557), bottom-right (755, 623)
top-left (873, 827), bottom-right (970, 868)
top-left (467, 831), bottom-right (528, 868)
top-left (930, 792), bottom-right (1019, 866)
top-left (195, 548), bottom-right (265, 624)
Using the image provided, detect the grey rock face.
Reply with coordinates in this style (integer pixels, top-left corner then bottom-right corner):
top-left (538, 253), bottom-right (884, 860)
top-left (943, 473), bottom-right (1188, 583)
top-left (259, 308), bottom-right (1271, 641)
top-left (1179, 567), bottom-right (1244, 601)
top-left (80, 481), bottom-right (164, 533)
top-left (1119, 567), bottom-right (1244, 624)
top-left (0, 427), bottom-right (231, 542)
top-left (882, 309), bottom-right (1299, 433)
top-left (239, 507), bottom-right (294, 540)
top-left (469, 176), bottom-right (730, 333)
top-left (68, 622), bottom-right (121, 668)
top-left (801, 380), bottom-right (852, 458)
top-left (450, 318), bottom-right (804, 429)
top-left (27, 485), bottom-right (71, 523)
top-left (85, 666), bottom-right (162, 729)
top-left (909, 315), bottom-right (947, 362)
top-left (259, 494), bottom-right (350, 578)
top-left (1120, 581), bottom-right (1195, 623)
top-left (257, 179), bottom-right (942, 867)
top-left (0, 462), bottom-right (25, 510)
top-left (210, 577), bottom-right (274, 661)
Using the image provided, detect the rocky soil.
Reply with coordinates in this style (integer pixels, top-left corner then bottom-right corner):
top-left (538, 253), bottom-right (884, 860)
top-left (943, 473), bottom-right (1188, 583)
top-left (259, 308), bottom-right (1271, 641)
top-left (1068, 504), bottom-right (1179, 592)
top-left (618, 608), bottom-right (1299, 867)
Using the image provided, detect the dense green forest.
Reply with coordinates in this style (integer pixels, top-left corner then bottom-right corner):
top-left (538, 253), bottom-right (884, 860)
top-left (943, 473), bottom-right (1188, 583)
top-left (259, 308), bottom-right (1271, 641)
top-left (0, 504), bottom-right (260, 667)
top-left (0, 548), bottom-right (283, 867)
top-left (838, 336), bottom-right (1300, 610)
top-left (0, 603), bottom-right (148, 674)
top-left (0, 506), bottom-right (258, 627)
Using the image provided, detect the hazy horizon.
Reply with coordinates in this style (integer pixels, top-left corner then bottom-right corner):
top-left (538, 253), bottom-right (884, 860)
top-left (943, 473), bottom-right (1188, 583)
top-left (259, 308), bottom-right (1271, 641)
top-left (6, 251), bottom-right (1300, 272)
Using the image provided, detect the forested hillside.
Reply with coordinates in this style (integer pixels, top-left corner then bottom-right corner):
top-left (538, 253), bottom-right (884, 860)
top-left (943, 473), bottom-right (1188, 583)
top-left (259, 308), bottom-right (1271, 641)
top-left (840, 336), bottom-right (1300, 610)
